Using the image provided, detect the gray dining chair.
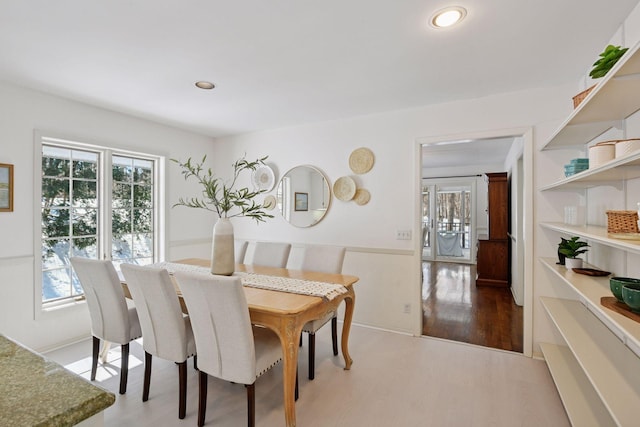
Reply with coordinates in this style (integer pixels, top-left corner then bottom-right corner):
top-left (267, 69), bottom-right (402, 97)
top-left (70, 257), bottom-right (142, 395)
top-left (120, 264), bottom-right (196, 420)
top-left (251, 241), bottom-right (291, 268)
top-left (300, 245), bottom-right (346, 380)
top-left (235, 240), bottom-right (249, 264)
top-left (175, 271), bottom-right (287, 427)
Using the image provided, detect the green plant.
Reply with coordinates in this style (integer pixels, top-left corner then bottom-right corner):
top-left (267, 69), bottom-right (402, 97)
top-left (589, 44), bottom-right (628, 79)
top-left (172, 155), bottom-right (274, 223)
top-left (558, 236), bottom-right (589, 259)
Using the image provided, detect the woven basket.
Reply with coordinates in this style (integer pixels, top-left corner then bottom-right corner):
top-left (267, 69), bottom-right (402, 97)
top-left (606, 210), bottom-right (639, 233)
top-left (573, 85), bottom-right (596, 108)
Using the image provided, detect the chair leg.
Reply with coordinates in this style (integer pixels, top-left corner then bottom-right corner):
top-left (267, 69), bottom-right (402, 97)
top-left (91, 336), bottom-right (99, 381)
top-left (295, 368), bottom-right (299, 401)
top-left (332, 317), bottom-right (339, 356)
top-left (198, 371), bottom-right (208, 427)
top-left (143, 351), bottom-right (152, 401)
top-left (308, 333), bottom-right (315, 380)
top-left (119, 343), bottom-right (129, 395)
top-left (299, 333), bottom-right (303, 347)
top-left (178, 361), bottom-right (187, 419)
top-left (194, 355), bottom-right (198, 371)
top-left (246, 383), bottom-right (255, 427)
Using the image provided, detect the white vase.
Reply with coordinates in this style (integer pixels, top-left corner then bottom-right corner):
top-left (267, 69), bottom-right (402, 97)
top-left (211, 217), bottom-right (235, 276)
top-left (565, 257), bottom-right (583, 270)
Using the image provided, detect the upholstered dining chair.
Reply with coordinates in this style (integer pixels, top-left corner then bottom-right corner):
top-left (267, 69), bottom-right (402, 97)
top-left (251, 241), bottom-right (291, 268)
top-left (174, 271), bottom-right (285, 427)
top-left (70, 257), bottom-right (142, 395)
top-left (120, 264), bottom-right (196, 420)
top-left (235, 240), bottom-right (249, 264)
top-left (300, 245), bottom-right (346, 380)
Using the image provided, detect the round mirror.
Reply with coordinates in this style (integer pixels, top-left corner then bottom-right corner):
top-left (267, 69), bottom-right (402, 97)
top-left (277, 165), bottom-right (331, 227)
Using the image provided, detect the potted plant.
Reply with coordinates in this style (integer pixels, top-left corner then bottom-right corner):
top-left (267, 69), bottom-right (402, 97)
top-left (558, 236), bottom-right (589, 270)
top-left (172, 155), bottom-right (273, 275)
top-left (589, 44), bottom-right (629, 79)
top-left (574, 45), bottom-right (629, 108)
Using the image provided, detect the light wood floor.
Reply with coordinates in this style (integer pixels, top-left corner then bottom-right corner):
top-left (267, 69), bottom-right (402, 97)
top-left (46, 325), bottom-right (568, 426)
top-left (422, 261), bottom-right (524, 352)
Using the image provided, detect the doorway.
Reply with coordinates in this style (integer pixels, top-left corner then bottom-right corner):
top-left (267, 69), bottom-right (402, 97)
top-left (416, 129), bottom-right (532, 355)
top-left (422, 181), bottom-right (475, 263)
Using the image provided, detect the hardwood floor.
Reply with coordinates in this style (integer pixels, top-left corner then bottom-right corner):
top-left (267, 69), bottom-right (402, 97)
top-left (45, 324), bottom-right (569, 426)
top-left (422, 261), bottom-right (523, 352)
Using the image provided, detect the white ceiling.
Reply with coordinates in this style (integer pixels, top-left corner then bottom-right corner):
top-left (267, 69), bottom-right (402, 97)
top-left (422, 136), bottom-right (515, 168)
top-left (0, 1), bottom-right (638, 138)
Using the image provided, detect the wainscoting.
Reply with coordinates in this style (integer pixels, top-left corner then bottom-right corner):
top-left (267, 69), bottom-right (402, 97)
top-left (422, 261), bottom-right (523, 352)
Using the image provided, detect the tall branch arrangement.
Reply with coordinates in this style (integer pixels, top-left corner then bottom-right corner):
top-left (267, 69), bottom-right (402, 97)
top-left (171, 155), bottom-right (274, 223)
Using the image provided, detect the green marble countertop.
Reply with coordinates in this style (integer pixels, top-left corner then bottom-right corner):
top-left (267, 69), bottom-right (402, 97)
top-left (0, 334), bottom-right (115, 426)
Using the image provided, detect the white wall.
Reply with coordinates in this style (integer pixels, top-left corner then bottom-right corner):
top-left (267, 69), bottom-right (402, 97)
top-left (212, 85), bottom-right (571, 339)
top-left (0, 82), bottom-right (215, 351)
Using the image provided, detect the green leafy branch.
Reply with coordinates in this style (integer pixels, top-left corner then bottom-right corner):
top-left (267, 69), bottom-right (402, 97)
top-left (171, 155), bottom-right (274, 223)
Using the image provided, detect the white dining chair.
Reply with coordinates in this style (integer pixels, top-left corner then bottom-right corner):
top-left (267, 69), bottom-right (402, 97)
top-left (175, 271), bottom-right (287, 427)
top-left (251, 241), bottom-right (291, 268)
top-left (70, 257), bottom-right (142, 395)
top-left (120, 264), bottom-right (196, 420)
top-left (235, 239), bottom-right (249, 264)
top-left (300, 245), bottom-right (346, 380)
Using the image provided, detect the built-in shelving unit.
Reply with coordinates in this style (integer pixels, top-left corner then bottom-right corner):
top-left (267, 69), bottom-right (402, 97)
top-left (538, 37), bottom-right (640, 426)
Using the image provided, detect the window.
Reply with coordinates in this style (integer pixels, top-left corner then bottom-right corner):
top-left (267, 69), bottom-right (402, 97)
top-left (38, 136), bottom-right (163, 306)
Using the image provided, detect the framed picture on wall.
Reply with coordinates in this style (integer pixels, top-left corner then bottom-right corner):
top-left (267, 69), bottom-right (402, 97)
top-left (0, 163), bottom-right (13, 212)
top-left (294, 192), bottom-right (308, 211)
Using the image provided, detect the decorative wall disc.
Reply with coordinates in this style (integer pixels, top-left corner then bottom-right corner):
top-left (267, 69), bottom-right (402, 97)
top-left (349, 147), bottom-right (374, 174)
top-left (353, 188), bottom-right (370, 205)
top-left (333, 176), bottom-right (356, 201)
top-left (252, 165), bottom-right (276, 191)
top-left (263, 195), bottom-right (276, 210)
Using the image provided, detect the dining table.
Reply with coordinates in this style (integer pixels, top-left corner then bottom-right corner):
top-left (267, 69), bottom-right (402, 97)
top-left (121, 258), bottom-right (359, 427)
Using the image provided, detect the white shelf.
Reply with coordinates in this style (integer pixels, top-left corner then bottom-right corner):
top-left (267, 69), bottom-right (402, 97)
top-left (539, 343), bottom-right (616, 427)
top-left (539, 151), bottom-right (640, 191)
top-left (541, 297), bottom-right (640, 426)
top-left (540, 257), bottom-right (640, 352)
top-left (539, 222), bottom-right (640, 254)
top-left (543, 40), bottom-right (640, 150)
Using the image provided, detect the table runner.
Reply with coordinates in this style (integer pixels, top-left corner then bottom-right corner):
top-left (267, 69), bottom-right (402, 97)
top-left (150, 262), bottom-right (348, 301)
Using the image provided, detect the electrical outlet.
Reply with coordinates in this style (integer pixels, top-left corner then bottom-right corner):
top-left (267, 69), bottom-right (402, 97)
top-left (403, 303), bottom-right (411, 314)
top-left (396, 230), bottom-right (412, 240)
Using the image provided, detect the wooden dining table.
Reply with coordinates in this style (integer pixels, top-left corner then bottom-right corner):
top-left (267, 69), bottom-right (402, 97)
top-left (122, 258), bottom-right (359, 427)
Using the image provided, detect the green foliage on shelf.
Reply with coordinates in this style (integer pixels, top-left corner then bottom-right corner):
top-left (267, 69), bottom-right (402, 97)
top-left (589, 44), bottom-right (628, 79)
top-left (558, 236), bottom-right (589, 259)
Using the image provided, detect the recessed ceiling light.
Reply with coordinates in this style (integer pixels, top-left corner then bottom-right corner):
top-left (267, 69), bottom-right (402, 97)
top-left (430, 6), bottom-right (467, 28)
top-left (195, 81), bottom-right (215, 90)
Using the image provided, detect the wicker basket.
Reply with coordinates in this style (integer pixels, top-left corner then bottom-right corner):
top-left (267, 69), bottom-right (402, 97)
top-left (606, 210), bottom-right (639, 233)
top-left (573, 85), bottom-right (596, 108)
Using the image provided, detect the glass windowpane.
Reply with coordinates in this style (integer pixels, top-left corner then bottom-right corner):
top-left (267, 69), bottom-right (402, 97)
top-left (42, 208), bottom-right (70, 238)
top-left (112, 234), bottom-right (133, 260)
top-left (72, 208), bottom-right (97, 236)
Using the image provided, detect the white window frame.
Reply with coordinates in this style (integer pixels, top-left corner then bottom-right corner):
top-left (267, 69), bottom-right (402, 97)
top-left (34, 132), bottom-right (165, 315)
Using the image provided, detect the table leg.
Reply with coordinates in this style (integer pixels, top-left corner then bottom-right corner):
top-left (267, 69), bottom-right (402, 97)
top-left (280, 318), bottom-right (301, 427)
top-left (341, 289), bottom-right (356, 370)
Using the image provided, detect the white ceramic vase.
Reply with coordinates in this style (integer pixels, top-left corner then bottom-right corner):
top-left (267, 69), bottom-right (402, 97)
top-left (211, 217), bottom-right (235, 276)
top-left (565, 257), bottom-right (583, 270)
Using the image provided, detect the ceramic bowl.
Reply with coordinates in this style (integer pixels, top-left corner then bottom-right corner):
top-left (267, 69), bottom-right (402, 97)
top-left (610, 277), bottom-right (640, 302)
top-left (622, 283), bottom-right (640, 313)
